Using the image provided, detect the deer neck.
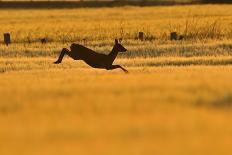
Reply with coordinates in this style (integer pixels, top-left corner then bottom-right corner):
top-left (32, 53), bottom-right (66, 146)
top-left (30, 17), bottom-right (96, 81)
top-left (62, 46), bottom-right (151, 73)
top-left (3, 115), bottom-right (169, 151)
top-left (108, 47), bottom-right (119, 62)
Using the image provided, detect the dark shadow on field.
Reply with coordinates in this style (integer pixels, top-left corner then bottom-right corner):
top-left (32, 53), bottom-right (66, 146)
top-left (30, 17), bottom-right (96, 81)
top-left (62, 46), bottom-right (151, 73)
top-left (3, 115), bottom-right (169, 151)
top-left (139, 60), bottom-right (232, 67)
top-left (195, 93), bottom-right (232, 109)
top-left (0, 0), bottom-right (231, 9)
top-left (1, 57), bottom-right (232, 73)
top-left (201, 0), bottom-right (232, 4)
top-left (0, 1), bottom-right (198, 9)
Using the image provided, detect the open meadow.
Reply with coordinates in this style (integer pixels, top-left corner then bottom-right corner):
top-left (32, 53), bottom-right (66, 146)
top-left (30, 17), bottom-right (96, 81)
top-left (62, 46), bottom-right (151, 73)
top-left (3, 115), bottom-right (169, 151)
top-left (1, 4), bottom-right (232, 155)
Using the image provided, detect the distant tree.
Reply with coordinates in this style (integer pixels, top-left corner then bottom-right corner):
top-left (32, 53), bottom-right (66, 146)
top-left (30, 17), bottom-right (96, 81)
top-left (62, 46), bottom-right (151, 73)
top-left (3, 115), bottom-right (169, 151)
top-left (201, 0), bottom-right (232, 3)
top-left (141, 0), bottom-right (147, 5)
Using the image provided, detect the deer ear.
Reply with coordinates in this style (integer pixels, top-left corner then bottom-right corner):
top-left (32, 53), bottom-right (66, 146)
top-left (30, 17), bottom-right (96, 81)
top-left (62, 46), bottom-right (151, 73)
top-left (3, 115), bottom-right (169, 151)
top-left (115, 39), bottom-right (118, 44)
top-left (119, 38), bottom-right (122, 43)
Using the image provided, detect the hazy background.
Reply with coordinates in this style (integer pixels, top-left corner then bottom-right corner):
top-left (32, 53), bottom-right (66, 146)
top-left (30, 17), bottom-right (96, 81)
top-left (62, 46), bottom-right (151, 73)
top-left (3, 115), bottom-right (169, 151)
top-left (0, 0), bottom-right (230, 3)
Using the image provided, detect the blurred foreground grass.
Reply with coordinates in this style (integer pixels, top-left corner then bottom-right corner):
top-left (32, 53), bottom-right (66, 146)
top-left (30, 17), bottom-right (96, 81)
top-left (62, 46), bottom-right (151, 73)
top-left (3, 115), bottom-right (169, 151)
top-left (1, 65), bottom-right (232, 155)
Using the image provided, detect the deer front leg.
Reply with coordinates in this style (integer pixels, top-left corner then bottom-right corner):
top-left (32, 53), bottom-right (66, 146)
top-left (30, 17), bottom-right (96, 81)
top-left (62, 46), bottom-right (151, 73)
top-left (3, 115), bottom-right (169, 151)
top-left (107, 65), bottom-right (129, 73)
top-left (54, 48), bottom-right (72, 64)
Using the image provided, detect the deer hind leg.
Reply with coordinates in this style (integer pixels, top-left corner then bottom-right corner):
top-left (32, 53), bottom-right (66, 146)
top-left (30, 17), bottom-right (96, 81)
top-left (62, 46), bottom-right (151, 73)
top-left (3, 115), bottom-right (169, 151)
top-left (107, 65), bottom-right (129, 73)
top-left (54, 48), bottom-right (74, 64)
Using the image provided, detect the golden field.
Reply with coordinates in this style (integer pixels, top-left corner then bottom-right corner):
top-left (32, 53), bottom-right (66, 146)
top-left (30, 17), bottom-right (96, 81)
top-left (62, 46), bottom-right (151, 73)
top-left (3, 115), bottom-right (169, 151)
top-left (0, 5), bottom-right (232, 58)
top-left (0, 4), bottom-right (232, 155)
top-left (1, 5), bottom-right (232, 42)
top-left (1, 65), bottom-right (232, 155)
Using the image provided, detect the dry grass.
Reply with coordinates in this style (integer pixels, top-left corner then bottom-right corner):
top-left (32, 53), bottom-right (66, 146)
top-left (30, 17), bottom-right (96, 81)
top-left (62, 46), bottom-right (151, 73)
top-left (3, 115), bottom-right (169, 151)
top-left (0, 39), bottom-right (232, 58)
top-left (1, 57), bottom-right (232, 73)
top-left (1, 5), bottom-right (232, 155)
top-left (1, 66), bottom-right (232, 155)
top-left (0, 5), bottom-right (232, 42)
top-left (1, 5), bottom-right (232, 58)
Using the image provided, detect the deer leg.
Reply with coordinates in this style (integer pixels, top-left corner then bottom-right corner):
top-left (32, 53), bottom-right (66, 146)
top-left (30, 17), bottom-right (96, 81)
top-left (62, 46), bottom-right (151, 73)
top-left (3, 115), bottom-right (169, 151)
top-left (54, 48), bottom-right (73, 64)
top-left (107, 65), bottom-right (128, 73)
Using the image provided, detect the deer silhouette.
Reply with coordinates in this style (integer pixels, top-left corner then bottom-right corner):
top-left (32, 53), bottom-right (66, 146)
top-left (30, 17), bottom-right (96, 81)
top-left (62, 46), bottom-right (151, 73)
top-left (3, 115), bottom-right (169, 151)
top-left (54, 39), bottom-right (128, 73)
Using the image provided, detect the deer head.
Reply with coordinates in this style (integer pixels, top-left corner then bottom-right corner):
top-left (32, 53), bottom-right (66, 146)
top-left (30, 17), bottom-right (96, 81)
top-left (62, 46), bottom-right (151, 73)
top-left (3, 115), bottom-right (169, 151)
top-left (113, 39), bottom-right (127, 53)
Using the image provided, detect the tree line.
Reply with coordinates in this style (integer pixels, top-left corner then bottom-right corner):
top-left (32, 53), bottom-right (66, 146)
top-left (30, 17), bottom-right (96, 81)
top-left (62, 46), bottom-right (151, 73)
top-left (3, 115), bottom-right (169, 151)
top-left (201, 0), bottom-right (231, 3)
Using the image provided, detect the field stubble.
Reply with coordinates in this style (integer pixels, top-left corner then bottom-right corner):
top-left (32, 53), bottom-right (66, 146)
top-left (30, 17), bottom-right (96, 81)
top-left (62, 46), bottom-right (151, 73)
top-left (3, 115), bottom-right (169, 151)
top-left (1, 66), bottom-right (232, 155)
top-left (0, 5), bottom-right (232, 155)
top-left (0, 5), bottom-right (232, 58)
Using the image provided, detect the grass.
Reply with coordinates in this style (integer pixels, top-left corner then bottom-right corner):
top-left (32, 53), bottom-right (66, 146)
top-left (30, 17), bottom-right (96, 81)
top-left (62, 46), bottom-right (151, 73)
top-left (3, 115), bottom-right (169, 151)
top-left (1, 5), bottom-right (232, 58)
top-left (1, 4), bottom-right (232, 155)
top-left (1, 66), bottom-right (232, 155)
top-left (1, 5), bottom-right (232, 42)
top-left (1, 57), bottom-right (232, 73)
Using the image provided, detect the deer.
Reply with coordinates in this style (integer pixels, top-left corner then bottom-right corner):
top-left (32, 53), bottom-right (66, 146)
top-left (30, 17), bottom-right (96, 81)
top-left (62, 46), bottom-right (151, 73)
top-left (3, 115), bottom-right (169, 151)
top-left (54, 39), bottom-right (128, 73)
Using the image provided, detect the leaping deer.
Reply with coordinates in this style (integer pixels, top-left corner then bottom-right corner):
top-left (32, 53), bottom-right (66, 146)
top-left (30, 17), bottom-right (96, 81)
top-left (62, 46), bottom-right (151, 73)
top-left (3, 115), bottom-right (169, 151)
top-left (54, 39), bottom-right (128, 73)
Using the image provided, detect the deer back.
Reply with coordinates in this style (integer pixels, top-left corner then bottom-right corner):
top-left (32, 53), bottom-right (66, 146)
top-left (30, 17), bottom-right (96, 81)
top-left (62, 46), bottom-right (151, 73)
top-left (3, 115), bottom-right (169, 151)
top-left (71, 43), bottom-right (106, 60)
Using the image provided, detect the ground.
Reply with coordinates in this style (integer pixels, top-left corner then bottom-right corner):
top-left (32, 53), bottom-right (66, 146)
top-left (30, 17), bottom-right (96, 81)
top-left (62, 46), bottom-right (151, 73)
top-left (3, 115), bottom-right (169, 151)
top-left (0, 5), bottom-right (232, 155)
top-left (1, 62), bottom-right (232, 155)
